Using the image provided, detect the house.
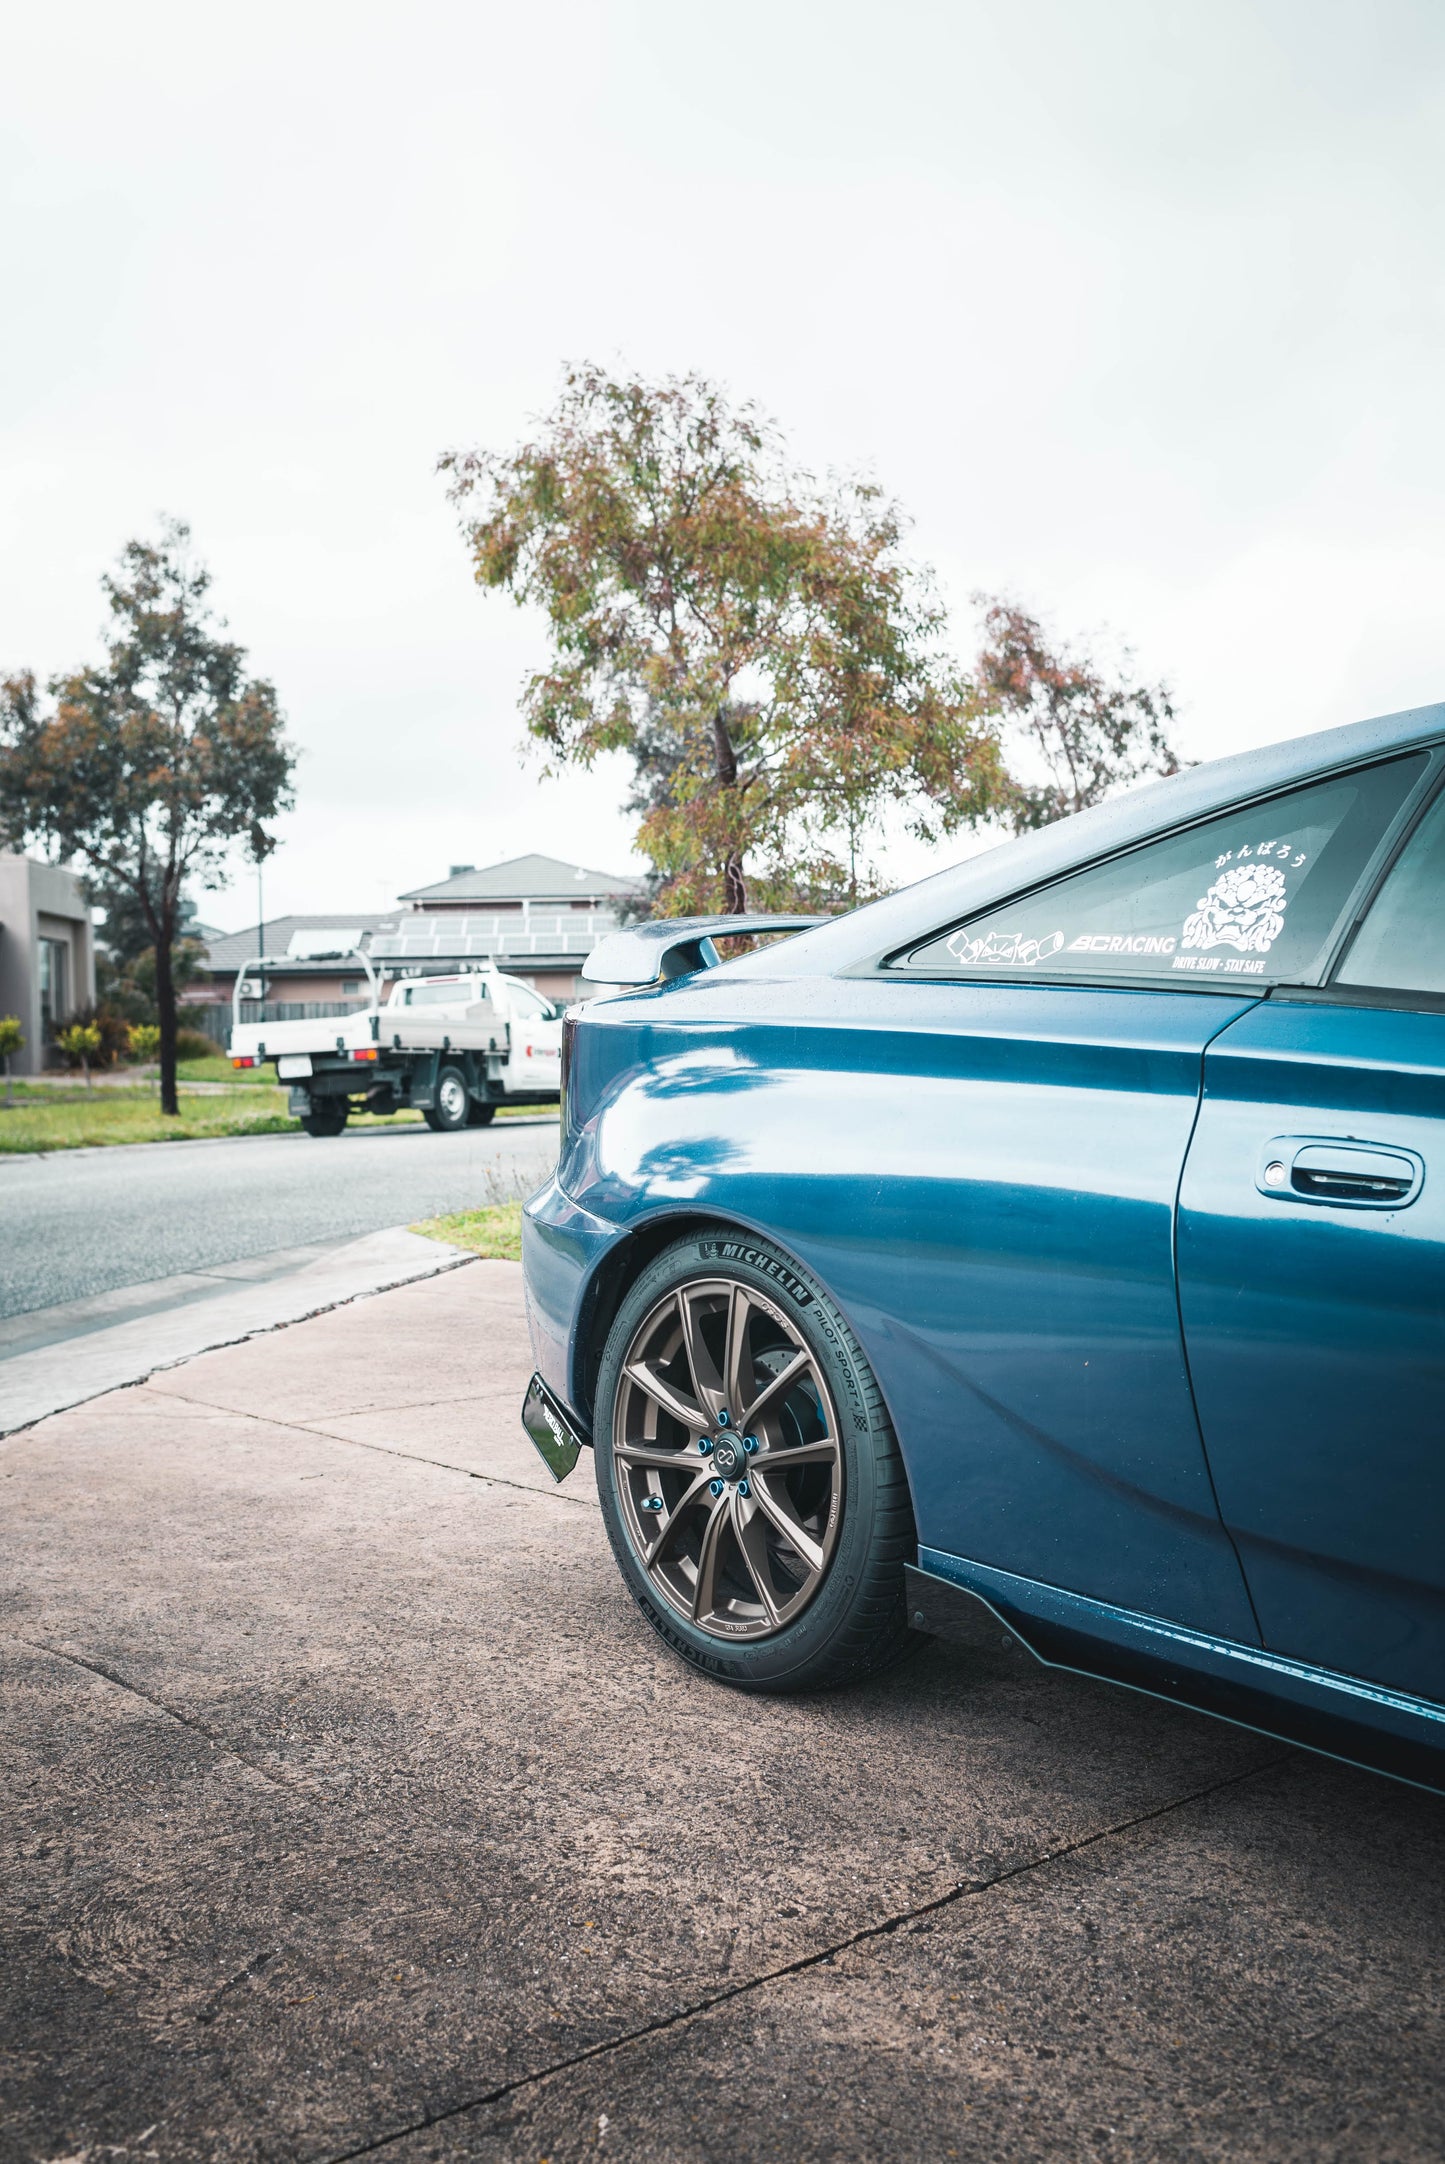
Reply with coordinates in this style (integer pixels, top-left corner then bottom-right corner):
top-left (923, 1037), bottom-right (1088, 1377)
top-left (371, 853), bottom-right (644, 1006)
top-left (0, 854), bottom-right (97, 1074)
top-left (193, 856), bottom-right (644, 1034)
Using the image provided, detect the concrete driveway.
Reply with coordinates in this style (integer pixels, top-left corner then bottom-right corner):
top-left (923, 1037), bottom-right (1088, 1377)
top-left (4, 1264), bottom-right (1442, 2163)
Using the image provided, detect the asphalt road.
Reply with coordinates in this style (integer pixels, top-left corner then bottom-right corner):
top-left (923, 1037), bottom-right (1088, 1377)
top-left (5, 1263), bottom-right (1442, 2163)
top-left (0, 1119), bottom-right (558, 1320)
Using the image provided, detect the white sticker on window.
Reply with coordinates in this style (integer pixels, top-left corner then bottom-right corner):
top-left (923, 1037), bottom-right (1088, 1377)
top-left (1066, 934), bottom-right (1177, 956)
top-left (1181, 860), bottom-right (1289, 957)
top-left (945, 927), bottom-right (1065, 968)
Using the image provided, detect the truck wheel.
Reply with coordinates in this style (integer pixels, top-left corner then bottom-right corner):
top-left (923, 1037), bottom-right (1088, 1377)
top-left (300, 1102), bottom-right (348, 1138)
top-left (467, 1100), bottom-right (496, 1127)
top-left (423, 1065), bottom-right (471, 1133)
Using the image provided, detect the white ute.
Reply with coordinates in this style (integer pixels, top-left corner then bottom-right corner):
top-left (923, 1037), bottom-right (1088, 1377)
top-left (228, 953), bottom-right (563, 1136)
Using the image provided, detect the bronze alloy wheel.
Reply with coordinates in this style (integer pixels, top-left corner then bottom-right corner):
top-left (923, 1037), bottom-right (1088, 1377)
top-left (612, 1276), bottom-right (843, 1640)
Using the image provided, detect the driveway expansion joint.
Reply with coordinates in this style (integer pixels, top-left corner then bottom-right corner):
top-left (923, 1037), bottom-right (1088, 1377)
top-left (319, 1751), bottom-right (1292, 2164)
top-left (10, 1635), bottom-right (325, 1799)
top-left (151, 1388), bottom-right (601, 1508)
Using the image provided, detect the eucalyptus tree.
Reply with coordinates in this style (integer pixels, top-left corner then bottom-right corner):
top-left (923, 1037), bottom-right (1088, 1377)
top-left (0, 522), bottom-right (293, 1113)
top-left (442, 366), bottom-right (1006, 914)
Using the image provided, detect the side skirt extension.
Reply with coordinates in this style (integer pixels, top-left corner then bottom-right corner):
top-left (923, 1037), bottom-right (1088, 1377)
top-left (906, 1552), bottom-right (1445, 1795)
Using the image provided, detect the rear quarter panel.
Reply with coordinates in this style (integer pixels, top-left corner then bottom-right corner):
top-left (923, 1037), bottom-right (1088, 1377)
top-left (554, 970), bottom-right (1258, 1633)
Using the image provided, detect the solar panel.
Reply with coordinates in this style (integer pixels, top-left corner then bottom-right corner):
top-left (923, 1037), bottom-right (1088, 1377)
top-left (369, 911), bottom-right (619, 962)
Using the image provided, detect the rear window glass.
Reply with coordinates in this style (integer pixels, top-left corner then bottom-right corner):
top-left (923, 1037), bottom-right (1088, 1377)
top-left (903, 757), bottom-right (1426, 986)
top-left (1337, 784), bottom-right (1445, 998)
top-left (403, 980), bottom-right (487, 1006)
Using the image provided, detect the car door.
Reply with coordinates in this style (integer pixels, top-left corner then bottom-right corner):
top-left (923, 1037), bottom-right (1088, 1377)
top-left (502, 979), bottom-right (563, 1090)
top-left (1177, 761), bottom-right (1445, 1700)
top-left (846, 756), bottom-right (1421, 1636)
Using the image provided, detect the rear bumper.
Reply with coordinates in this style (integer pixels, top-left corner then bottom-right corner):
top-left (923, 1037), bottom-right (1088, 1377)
top-left (521, 1177), bottom-right (631, 1427)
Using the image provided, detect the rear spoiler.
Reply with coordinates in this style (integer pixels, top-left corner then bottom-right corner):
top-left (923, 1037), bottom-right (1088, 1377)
top-left (581, 914), bottom-right (827, 990)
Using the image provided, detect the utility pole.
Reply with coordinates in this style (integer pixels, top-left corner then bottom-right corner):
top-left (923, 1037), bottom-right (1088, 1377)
top-left (256, 856), bottom-right (266, 1011)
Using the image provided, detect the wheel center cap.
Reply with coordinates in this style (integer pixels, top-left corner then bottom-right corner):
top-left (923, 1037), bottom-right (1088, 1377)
top-left (710, 1434), bottom-right (744, 1480)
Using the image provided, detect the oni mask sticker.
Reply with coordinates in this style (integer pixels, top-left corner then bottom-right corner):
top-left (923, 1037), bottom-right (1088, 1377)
top-left (1182, 859), bottom-right (1288, 955)
top-left (946, 927), bottom-right (1065, 968)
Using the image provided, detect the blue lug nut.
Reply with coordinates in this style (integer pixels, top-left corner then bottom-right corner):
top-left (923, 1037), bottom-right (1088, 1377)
top-left (708, 1478), bottom-right (726, 1498)
top-left (641, 1494), bottom-right (664, 1512)
top-left (698, 1437), bottom-right (713, 1455)
top-left (737, 1478), bottom-right (752, 1500)
top-left (742, 1435), bottom-right (759, 1455)
top-left (717, 1409), bottom-right (730, 1426)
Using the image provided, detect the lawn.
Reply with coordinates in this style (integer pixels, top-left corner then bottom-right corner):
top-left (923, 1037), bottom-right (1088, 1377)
top-left (0, 1079), bottom-right (302, 1153)
top-left (0, 1063), bottom-right (556, 1153)
top-left (411, 1200), bottom-right (523, 1260)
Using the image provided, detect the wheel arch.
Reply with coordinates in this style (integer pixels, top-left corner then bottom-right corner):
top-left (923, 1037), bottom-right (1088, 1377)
top-left (571, 1208), bottom-right (720, 1425)
top-left (571, 1207), bottom-right (917, 1519)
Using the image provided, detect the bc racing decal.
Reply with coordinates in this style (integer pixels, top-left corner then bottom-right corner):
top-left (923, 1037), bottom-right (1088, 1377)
top-left (1067, 933), bottom-right (1176, 957)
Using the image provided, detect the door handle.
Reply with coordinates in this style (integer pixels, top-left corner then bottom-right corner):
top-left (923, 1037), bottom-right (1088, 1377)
top-left (1255, 1137), bottom-right (1424, 1209)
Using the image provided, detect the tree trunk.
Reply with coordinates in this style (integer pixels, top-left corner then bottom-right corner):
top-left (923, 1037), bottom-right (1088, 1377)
top-left (712, 708), bottom-right (747, 915)
top-left (156, 923), bottom-right (179, 1117)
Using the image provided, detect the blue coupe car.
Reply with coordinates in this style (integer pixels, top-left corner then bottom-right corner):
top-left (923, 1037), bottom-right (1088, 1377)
top-left (521, 702), bottom-right (1445, 1791)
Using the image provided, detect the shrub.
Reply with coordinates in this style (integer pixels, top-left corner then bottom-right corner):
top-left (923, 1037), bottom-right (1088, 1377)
top-left (64, 999), bottom-right (133, 1067)
top-left (57, 1021), bottom-right (103, 1084)
top-left (0, 1014), bottom-right (22, 1107)
top-left (175, 1027), bottom-right (217, 1062)
top-left (128, 1023), bottom-right (161, 1061)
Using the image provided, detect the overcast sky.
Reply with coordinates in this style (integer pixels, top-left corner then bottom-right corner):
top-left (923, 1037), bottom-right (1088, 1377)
top-left (4, 0), bottom-right (1443, 927)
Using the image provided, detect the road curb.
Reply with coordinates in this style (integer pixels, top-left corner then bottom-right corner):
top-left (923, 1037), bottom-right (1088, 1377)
top-left (0, 1229), bottom-right (477, 1437)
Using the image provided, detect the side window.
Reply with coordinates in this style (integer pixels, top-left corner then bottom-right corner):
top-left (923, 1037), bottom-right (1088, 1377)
top-left (1336, 784), bottom-right (1445, 999)
top-left (507, 982), bottom-right (551, 1018)
top-left (902, 756), bottom-right (1427, 987)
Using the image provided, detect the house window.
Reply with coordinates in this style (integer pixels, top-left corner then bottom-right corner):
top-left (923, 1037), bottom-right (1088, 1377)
top-left (38, 938), bottom-right (69, 1038)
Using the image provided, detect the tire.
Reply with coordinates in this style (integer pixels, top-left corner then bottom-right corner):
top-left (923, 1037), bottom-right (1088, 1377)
top-left (594, 1230), bottom-right (917, 1692)
top-left (467, 1099), bottom-right (496, 1127)
top-left (423, 1064), bottom-right (471, 1133)
top-left (299, 1101), bottom-right (348, 1138)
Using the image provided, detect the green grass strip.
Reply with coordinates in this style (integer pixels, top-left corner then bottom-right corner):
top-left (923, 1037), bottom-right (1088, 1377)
top-left (410, 1200), bottom-right (524, 1261)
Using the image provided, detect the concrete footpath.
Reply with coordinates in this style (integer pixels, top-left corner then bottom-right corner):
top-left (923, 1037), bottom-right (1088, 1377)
top-left (0, 1229), bottom-right (472, 1435)
top-left (3, 1265), bottom-right (1442, 2163)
